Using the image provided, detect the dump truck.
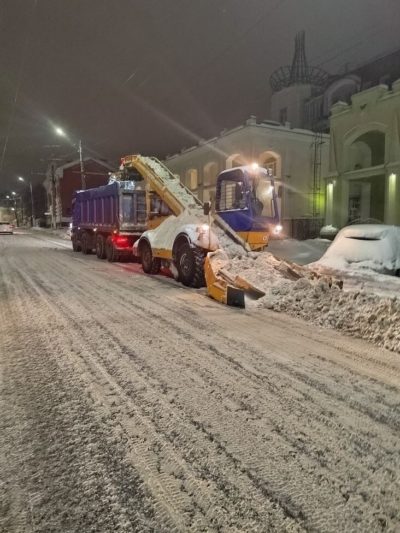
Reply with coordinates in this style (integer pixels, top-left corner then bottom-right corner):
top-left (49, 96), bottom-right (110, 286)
top-left (70, 179), bottom-right (147, 261)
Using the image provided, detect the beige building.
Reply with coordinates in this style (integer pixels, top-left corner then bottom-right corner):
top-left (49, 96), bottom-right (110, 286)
top-left (165, 116), bottom-right (329, 238)
top-left (325, 81), bottom-right (400, 228)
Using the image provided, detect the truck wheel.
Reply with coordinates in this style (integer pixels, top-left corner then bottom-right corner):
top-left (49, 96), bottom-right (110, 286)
top-left (106, 236), bottom-right (119, 262)
top-left (140, 241), bottom-right (161, 274)
top-left (176, 243), bottom-right (205, 288)
top-left (81, 232), bottom-right (92, 254)
top-left (96, 235), bottom-right (106, 259)
top-left (72, 235), bottom-right (81, 252)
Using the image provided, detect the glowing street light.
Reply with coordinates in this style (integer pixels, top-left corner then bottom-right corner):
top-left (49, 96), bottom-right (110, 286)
top-left (54, 125), bottom-right (85, 189)
top-left (55, 126), bottom-right (66, 137)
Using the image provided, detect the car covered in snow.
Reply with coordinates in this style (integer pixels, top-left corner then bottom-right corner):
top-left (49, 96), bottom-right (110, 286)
top-left (0, 221), bottom-right (14, 234)
top-left (317, 224), bottom-right (400, 275)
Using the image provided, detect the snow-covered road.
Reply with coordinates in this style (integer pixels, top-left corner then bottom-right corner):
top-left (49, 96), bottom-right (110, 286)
top-left (1, 232), bottom-right (400, 532)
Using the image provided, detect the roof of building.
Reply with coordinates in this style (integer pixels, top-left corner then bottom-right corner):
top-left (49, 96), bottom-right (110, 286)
top-left (165, 116), bottom-right (328, 161)
top-left (54, 157), bottom-right (115, 174)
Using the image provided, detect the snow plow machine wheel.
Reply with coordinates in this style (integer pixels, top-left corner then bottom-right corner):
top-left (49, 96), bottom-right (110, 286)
top-left (140, 241), bottom-right (161, 274)
top-left (96, 235), bottom-right (106, 259)
top-left (176, 243), bottom-right (205, 288)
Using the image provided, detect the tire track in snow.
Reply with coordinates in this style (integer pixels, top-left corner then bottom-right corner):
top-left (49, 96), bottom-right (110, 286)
top-left (2, 234), bottom-right (400, 532)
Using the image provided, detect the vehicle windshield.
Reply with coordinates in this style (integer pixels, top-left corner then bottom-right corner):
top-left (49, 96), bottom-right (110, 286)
top-left (250, 175), bottom-right (276, 218)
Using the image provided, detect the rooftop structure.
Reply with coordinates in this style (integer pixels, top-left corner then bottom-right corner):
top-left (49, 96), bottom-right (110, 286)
top-left (270, 31), bottom-right (329, 93)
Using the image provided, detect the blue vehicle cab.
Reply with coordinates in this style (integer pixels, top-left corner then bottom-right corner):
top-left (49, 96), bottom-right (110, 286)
top-left (215, 165), bottom-right (282, 250)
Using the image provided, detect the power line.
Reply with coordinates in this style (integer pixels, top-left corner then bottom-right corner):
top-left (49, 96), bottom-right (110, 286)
top-left (315, 27), bottom-right (386, 69)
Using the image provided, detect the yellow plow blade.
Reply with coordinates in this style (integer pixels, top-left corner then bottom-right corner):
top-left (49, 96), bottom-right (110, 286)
top-left (204, 250), bottom-right (265, 308)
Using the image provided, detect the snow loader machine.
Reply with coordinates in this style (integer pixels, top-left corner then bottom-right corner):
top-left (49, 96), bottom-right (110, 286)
top-left (115, 155), bottom-right (281, 307)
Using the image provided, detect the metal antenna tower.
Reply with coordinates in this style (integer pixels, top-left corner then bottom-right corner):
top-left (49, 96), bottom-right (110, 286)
top-left (290, 31), bottom-right (308, 84)
top-left (270, 31), bottom-right (329, 92)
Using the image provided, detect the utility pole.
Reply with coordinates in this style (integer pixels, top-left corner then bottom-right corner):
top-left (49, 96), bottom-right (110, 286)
top-left (11, 193), bottom-right (20, 226)
top-left (54, 128), bottom-right (86, 189)
top-left (51, 162), bottom-right (56, 229)
top-left (18, 176), bottom-right (35, 226)
top-left (78, 139), bottom-right (86, 189)
top-left (29, 180), bottom-right (35, 226)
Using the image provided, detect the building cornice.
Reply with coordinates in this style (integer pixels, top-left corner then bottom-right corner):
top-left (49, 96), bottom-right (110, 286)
top-left (165, 118), bottom-right (328, 161)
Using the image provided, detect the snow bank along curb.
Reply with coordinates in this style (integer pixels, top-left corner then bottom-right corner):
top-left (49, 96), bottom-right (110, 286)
top-left (31, 227), bottom-right (70, 240)
top-left (228, 252), bottom-right (400, 354)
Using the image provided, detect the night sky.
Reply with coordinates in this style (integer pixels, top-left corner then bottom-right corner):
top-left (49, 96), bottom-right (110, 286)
top-left (1, 0), bottom-right (399, 192)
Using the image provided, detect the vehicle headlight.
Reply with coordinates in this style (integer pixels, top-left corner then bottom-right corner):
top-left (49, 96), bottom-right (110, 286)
top-left (273, 224), bottom-right (283, 234)
top-left (199, 223), bottom-right (209, 233)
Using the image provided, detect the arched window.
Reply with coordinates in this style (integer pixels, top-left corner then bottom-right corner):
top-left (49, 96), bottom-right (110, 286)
top-left (226, 153), bottom-right (244, 169)
top-left (258, 150), bottom-right (281, 178)
top-left (184, 168), bottom-right (198, 190)
top-left (203, 162), bottom-right (219, 187)
top-left (348, 131), bottom-right (385, 171)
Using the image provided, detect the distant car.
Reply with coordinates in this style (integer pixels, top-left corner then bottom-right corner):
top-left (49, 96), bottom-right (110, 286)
top-left (0, 221), bottom-right (14, 234)
top-left (317, 224), bottom-right (400, 275)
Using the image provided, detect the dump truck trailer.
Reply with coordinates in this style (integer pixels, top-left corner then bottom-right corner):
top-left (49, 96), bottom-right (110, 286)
top-left (71, 180), bottom-right (147, 261)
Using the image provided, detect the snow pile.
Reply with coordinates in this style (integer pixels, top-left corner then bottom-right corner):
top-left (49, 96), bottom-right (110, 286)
top-left (140, 211), bottom-right (219, 251)
top-left (315, 224), bottom-right (400, 274)
top-left (229, 252), bottom-right (400, 353)
top-left (211, 224), bottom-right (247, 257)
top-left (320, 224), bottom-right (338, 237)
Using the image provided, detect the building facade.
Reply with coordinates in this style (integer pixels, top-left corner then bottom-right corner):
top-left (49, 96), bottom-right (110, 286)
top-left (165, 116), bottom-right (329, 238)
top-left (270, 32), bottom-right (400, 135)
top-left (303, 48), bottom-right (400, 133)
top-left (44, 158), bottom-right (114, 226)
top-left (324, 81), bottom-right (400, 228)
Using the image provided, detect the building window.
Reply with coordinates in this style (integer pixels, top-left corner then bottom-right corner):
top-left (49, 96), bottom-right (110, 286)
top-left (226, 154), bottom-right (244, 169)
top-left (348, 130), bottom-right (385, 170)
top-left (262, 156), bottom-right (277, 176)
top-left (203, 162), bottom-right (218, 187)
top-left (184, 169), bottom-right (198, 190)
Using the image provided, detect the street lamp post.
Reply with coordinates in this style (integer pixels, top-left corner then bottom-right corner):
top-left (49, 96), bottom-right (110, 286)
top-left (78, 139), bottom-right (86, 190)
top-left (11, 191), bottom-right (20, 226)
top-left (55, 127), bottom-right (86, 189)
top-left (18, 176), bottom-right (35, 226)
